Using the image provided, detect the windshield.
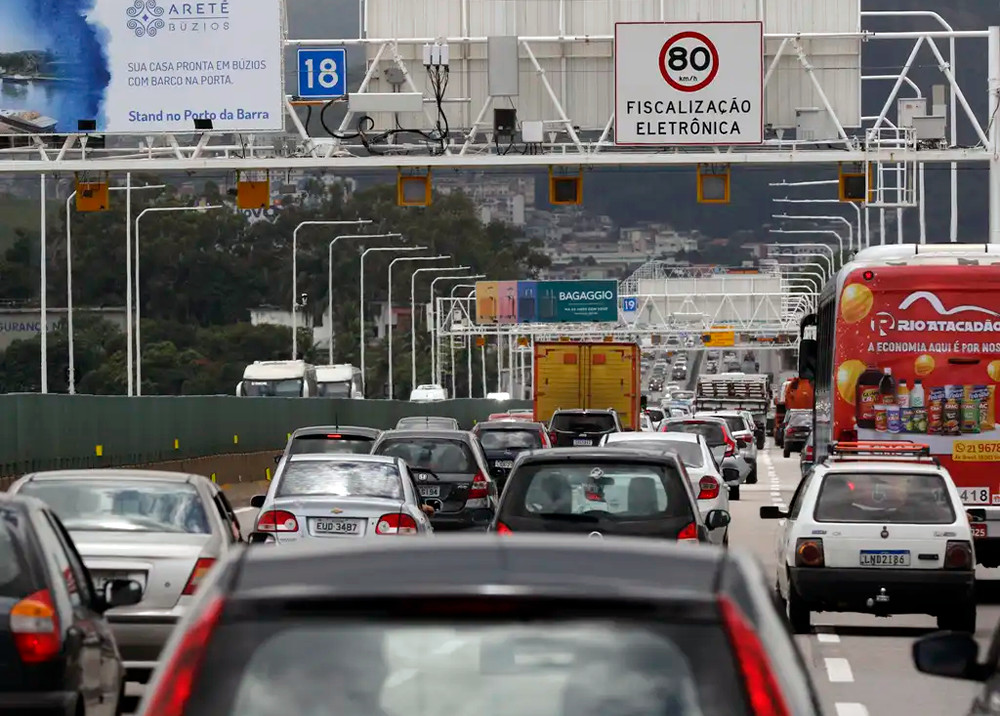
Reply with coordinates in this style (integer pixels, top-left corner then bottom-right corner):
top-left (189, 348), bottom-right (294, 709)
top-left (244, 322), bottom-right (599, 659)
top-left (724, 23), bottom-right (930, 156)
top-left (550, 413), bottom-right (616, 433)
top-left (662, 422), bottom-right (725, 447)
top-left (608, 440), bottom-right (704, 469)
top-left (396, 418), bottom-right (458, 430)
top-left (0, 508), bottom-right (32, 599)
top-left (478, 430), bottom-right (542, 451)
top-left (202, 618), bottom-right (739, 716)
top-left (18, 480), bottom-right (211, 534)
top-left (289, 435), bottom-right (374, 455)
top-left (243, 379), bottom-right (302, 397)
top-left (712, 415), bottom-right (747, 434)
top-left (788, 411), bottom-right (811, 427)
top-left (814, 473), bottom-right (956, 524)
top-left (316, 381), bottom-right (352, 398)
top-left (673, 391), bottom-right (694, 401)
top-left (646, 409), bottom-right (665, 422)
top-left (376, 439), bottom-right (476, 474)
top-left (506, 462), bottom-right (692, 520)
top-left (276, 461), bottom-right (402, 500)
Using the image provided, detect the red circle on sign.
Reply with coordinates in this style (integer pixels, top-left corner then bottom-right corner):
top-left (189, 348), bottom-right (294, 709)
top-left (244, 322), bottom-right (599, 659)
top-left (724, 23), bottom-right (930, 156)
top-left (658, 31), bottom-right (720, 93)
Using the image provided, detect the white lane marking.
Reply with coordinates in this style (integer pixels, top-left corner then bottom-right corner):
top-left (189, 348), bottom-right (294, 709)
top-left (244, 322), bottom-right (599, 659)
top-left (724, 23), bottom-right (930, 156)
top-left (235, 507), bottom-right (256, 514)
top-left (816, 632), bottom-right (841, 644)
top-left (433, 638), bottom-right (467, 655)
top-left (825, 657), bottom-right (854, 682)
top-left (835, 704), bottom-right (869, 716)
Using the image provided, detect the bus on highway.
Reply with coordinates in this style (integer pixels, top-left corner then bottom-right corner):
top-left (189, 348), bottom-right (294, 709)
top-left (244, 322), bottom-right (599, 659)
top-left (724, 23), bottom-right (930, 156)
top-left (800, 244), bottom-right (1000, 567)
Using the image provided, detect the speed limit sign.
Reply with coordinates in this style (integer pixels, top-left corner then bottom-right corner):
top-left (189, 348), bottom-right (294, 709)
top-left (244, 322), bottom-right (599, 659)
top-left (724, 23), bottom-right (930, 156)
top-left (614, 22), bottom-right (763, 146)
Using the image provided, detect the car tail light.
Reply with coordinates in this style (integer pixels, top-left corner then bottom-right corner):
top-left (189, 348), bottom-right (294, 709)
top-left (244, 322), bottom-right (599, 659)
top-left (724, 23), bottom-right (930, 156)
top-left (538, 430), bottom-right (549, 447)
top-left (804, 444), bottom-right (814, 461)
top-left (10, 589), bottom-right (60, 663)
top-left (496, 522), bottom-right (513, 535)
top-left (376, 513), bottom-right (419, 535)
top-left (142, 595), bottom-right (224, 716)
top-left (549, 431), bottom-right (558, 444)
top-left (737, 435), bottom-right (751, 448)
top-left (677, 522), bottom-right (699, 543)
top-left (182, 558), bottom-right (217, 596)
top-left (468, 471), bottom-right (489, 500)
top-left (256, 510), bottom-right (298, 533)
top-left (697, 477), bottom-right (720, 500)
top-left (724, 432), bottom-right (737, 457)
top-left (718, 597), bottom-right (791, 716)
top-left (944, 540), bottom-right (973, 570)
top-left (795, 537), bottom-right (824, 567)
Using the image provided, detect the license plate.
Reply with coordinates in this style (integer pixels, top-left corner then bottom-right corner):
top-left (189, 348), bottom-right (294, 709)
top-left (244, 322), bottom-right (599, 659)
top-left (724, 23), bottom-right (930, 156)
top-left (573, 439), bottom-right (593, 446)
top-left (960, 487), bottom-right (991, 505)
top-left (493, 460), bottom-right (514, 469)
top-left (417, 485), bottom-right (441, 498)
top-left (311, 518), bottom-right (364, 536)
top-left (859, 550), bottom-right (910, 567)
top-left (972, 524), bottom-right (988, 539)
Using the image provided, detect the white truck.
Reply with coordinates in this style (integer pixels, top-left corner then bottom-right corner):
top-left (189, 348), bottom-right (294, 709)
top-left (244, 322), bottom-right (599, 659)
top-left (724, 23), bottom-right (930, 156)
top-left (315, 364), bottom-right (364, 398)
top-left (236, 360), bottom-right (318, 397)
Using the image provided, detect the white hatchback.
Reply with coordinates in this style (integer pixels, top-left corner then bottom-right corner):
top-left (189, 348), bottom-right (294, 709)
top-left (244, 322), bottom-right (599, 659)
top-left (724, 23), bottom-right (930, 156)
top-left (761, 442), bottom-right (976, 634)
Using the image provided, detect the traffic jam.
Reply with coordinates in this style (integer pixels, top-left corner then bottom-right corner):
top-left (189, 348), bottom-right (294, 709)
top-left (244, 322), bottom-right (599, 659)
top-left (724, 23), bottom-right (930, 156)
top-left (5, 244), bottom-right (1000, 716)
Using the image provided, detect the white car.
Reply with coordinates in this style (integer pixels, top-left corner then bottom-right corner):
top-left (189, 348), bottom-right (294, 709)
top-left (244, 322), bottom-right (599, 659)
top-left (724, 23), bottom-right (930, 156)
top-left (410, 384), bottom-right (447, 401)
top-left (695, 410), bottom-right (759, 484)
top-left (761, 442), bottom-right (976, 634)
top-left (600, 431), bottom-right (734, 546)
top-left (660, 416), bottom-right (751, 499)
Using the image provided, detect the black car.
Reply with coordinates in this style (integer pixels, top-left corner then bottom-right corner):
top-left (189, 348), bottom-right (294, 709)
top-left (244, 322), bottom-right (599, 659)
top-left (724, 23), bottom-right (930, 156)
top-left (276, 425), bottom-right (381, 463)
top-left (547, 409), bottom-right (622, 448)
top-left (489, 448), bottom-right (729, 542)
top-left (371, 429), bottom-right (497, 529)
top-left (782, 409), bottom-right (812, 457)
top-left (913, 627), bottom-right (1000, 715)
top-left (137, 535), bottom-right (823, 716)
top-left (0, 494), bottom-right (143, 715)
top-left (471, 420), bottom-right (550, 493)
top-left (672, 365), bottom-right (688, 381)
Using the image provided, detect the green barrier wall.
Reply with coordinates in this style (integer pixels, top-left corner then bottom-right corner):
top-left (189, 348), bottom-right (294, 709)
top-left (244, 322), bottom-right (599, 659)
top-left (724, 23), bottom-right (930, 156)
top-left (0, 394), bottom-right (532, 477)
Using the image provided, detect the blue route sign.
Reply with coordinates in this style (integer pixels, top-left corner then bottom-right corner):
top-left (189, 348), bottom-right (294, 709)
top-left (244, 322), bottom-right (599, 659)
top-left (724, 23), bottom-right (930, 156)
top-left (622, 296), bottom-right (638, 312)
top-left (297, 48), bottom-right (347, 99)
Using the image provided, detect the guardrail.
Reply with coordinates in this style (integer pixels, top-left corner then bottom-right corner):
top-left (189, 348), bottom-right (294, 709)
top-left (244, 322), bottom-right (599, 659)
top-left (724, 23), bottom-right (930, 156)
top-left (0, 394), bottom-right (531, 479)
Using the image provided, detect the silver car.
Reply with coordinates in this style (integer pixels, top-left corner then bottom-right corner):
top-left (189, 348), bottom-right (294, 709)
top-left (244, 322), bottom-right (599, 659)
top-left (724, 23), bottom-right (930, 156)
top-left (695, 410), bottom-right (759, 484)
top-left (250, 454), bottom-right (434, 542)
top-left (600, 431), bottom-right (733, 546)
top-left (658, 416), bottom-right (752, 499)
top-left (7, 469), bottom-right (242, 681)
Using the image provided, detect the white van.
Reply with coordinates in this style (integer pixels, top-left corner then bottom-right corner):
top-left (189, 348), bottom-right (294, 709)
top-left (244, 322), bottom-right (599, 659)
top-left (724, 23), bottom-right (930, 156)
top-left (410, 384), bottom-right (447, 402)
top-left (316, 364), bottom-right (364, 398)
top-left (236, 361), bottom-right (317, 397)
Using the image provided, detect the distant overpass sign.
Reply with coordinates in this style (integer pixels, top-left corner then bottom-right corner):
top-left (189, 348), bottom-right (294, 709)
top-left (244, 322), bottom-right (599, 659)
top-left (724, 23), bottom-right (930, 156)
top-left (701, 329), bottom-right (736, 348)
top-left (614, 22), bottom-right (764, 145)
top-left (475, 280), bottom-right (618, 324)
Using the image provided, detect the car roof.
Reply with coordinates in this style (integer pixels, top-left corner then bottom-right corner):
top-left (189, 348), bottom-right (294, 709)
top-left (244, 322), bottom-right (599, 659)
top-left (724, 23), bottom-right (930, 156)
top-left (636, 431), bottom-right (703, 444)
top-left (476, 421), bottom-right (544, 430)
top-left (378, 429), bottom-right (472, 439)
top-left (0, 492), bottom-right (45, 512)
top-left (233, 534), bottom-right (727, 599)
top-left (17, 469), bottom-right (206, 483)
top-left (818, 460), bottom-right (946, 476)
top-left (291, 425), bottom-right (381, 439)
top-left (516, 447), bottom-right (683, 467)
top-left (666, 415), bottom-right (726, 425)
top-left (287, 453), bottom-right (399, 465)
top-left (552, 408), bottom-right (616, 414)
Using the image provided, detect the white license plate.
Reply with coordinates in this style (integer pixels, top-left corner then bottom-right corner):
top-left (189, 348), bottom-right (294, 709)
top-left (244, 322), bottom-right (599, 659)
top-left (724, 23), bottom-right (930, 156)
top-left (960, 487), bottom-right (991, 505)
top-left (311, 518), bottom-right (364, 536)
top-left (417, 485), bottom-right (441, 498)
top-left (573, 439), bottom-right (593, 446)
top-left (494, 461), bottom-right (514, 469)
top-left (859, 550), bottom-right (910, 567)
top-left (93, 572), bottom-right (146, 595)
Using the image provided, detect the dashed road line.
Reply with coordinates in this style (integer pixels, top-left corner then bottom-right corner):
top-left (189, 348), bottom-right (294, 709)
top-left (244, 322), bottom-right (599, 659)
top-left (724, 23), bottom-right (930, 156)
top-left (834, 704), bottom-right (869, 716)
top-left (825, 657), bottom-right (854, 683)
top-left (816, 632), bottom-right (841, 644)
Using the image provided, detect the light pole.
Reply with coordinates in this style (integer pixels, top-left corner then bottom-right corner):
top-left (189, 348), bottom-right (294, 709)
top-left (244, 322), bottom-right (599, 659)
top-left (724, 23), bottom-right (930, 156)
top-left (764, 242), bottom-right (835, 277)
top-left (429, 272), bottom-right (481, 386)
top-left (769, 228), bottom-right (846, 269)
top-left (768, 253), bottom-right (832, 283)
top-left (359, 243), bottom-right (423, 396)
top-left (65, 182), bottom-right (165, 395)
top-left (411, 265), bottom-right (467, 393)
top-left (387, 255), bottom-right (448, 399)
top-left (772, 196), bottom-right (865, 249)
top-left (326, 232), bottom-right (402, 365)
top-left (450, 284), bottom-right (477, 398)
top-left (134, 204), bottom-right (222, 395)
top-left (773, 214), bottom-right (855, 262)
top-left (291, 219), bottom-right (372, 360)
top-left (39, 175), bottom-right (47, 393)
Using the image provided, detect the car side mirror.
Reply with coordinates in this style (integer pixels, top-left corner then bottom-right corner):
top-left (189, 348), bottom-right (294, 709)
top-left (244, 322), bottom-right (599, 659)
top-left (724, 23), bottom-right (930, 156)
top-left (101, 578), bottom-right (143, 611)
top-left (912, 632), bottom-right (983, 681)
top-left (705, 509), bottom-right (731, 530)
top-left (248, 531), bottom-right (276, 545)
top-left (249, 495), bottom-right (266, 509)
top-left (759, 505), bottom-right (787, 519)
top-left (722, 467), bottom-right (740, 483)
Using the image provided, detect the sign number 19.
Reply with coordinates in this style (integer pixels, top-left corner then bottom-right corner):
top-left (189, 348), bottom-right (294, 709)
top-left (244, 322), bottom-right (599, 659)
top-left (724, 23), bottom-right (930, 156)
top-left (304, 58), bottom-right (340, 89)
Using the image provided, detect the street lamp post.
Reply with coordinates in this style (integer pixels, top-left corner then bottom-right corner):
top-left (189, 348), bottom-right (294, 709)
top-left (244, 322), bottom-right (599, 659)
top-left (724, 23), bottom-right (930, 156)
top-left (764, 242), bottom-right (835, 276)
top-left (387, 255), bottom-right (448, 399)
top-left (768, 253), bottom-right (832, 283)
top-left (326, 232), bottom-right (402, 365)
top-left (291, 219), bottom-right (372, 360)
top-left (773, 214), bottom-right (855, 262)
top-left (134, 204), bottom-right (222, 395)
top-left (411, 265), bottom-right (468, 393)
top-left (769, 228), bottom-right (846, 269)
top-left (450, 284), bottom-right (477, 398)
top-left (359, 243), bottom-right (423, 397)
top-left (772, 196), bottom-right (865, 249)
top-left (39, 175), bottom-right (47, 393)
top-left (65, 182), bottom-right (165, 395)
top-left (429, 272), bottom-right (481, 386)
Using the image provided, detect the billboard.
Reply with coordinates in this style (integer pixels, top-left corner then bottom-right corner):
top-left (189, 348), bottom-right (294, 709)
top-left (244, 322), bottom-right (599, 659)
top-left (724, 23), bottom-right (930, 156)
top-left (0, 0), bottom-right (284, 134)
top-left (475, 280), bottom-right (618, 324)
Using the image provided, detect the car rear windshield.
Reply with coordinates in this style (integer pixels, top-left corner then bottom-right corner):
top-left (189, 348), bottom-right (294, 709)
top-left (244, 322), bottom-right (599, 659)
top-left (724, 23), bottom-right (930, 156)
top-left (609, 440), bottom-right (704, 469)
top-left (711, 415), bottom-right (746, 434)
top-left (276, 461), bottom-right (402, 500)
top-left (814, 473), bottom-right (956, 524)
top-left (17, 480), bottom-right (212, 534)
top-left (646, 409), bottom-right (665, 422)
top-left (550, 413), bottom-right (616, 433)
top-left (396, 418), bottom-right (459, 430)
top-left (663, 422), bottom-right (725, 447)
top-left (289, 434), bottom-right (374, 455)
top-left (0, 509), bottom-right (33, 599)
top-left (787, 412), bottom-right (811, 426)
top-left (189, 616), bottom-right (744, 716)
top-left (376, 439), bottom-right (476, 474)
top-left (477, 429), bottom-right (542, 451)
top-left (505, 462), bottom-right (693, 521)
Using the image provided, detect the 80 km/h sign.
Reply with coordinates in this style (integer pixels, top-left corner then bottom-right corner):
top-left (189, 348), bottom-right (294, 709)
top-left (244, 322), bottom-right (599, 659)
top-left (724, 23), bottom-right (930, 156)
top-left (615, 22), bottom-right (763, 146)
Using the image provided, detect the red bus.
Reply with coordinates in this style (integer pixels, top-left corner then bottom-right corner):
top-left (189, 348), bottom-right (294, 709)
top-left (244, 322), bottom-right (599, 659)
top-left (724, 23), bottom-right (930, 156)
top-left (800, 244), bottom-right (1000, 566)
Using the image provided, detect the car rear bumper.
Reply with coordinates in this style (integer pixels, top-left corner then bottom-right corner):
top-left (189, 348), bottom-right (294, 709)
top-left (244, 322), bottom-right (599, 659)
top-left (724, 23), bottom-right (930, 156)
top-left (430, 510), bottom-right (489, 530)
top-left (0, 691), bottom-right (76, 715)
top-left (789, 567), bottom-right (975, 614)
top-left (107, 612), bottom-right (181, 676)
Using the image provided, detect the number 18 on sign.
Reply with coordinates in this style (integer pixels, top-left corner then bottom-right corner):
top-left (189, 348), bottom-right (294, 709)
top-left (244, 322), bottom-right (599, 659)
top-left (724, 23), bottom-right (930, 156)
top-left (614, 22), bottom-right (763, 145)
top-left (297, 48), bottom-right (347, 99)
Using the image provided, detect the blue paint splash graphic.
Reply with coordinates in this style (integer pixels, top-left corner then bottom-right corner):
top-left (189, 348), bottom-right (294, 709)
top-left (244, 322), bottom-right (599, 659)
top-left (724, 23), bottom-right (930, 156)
top-left (0, 0), bottom-right (110, 130)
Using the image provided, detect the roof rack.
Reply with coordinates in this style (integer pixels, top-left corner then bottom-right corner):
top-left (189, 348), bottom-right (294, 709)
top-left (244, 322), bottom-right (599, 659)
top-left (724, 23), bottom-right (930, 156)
top-left (829, 441), bottom-right (937, 464)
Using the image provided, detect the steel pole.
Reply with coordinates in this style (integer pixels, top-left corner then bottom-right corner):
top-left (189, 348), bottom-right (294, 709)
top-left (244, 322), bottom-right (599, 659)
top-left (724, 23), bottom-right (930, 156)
top-left (410, 263), bottom-right (461, 392)
top-left (387, 255), bottom-right (446, 399)
top-left (39, 175), bottom-right (47, 394)
top-left (65, 191), bottom-right (75, 394)
top-left (428, 270), bottom-right (475, 384)
top-left (125, 173), bottom-right (133, 395)
top-left (990, 26), bottom-right (1000, 243)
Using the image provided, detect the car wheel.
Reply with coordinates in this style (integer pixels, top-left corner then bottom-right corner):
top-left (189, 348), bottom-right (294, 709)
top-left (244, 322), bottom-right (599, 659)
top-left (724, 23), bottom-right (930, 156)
top-left (783, 446), bottom-right (791, 459)
top-left (757, 437), bottom-right (765, 450)
top-left (747, 466), bottom-right (758, 484)
top-left (938, 602), bottom-right (976, 633)
top-left (114, 678), bottom-right (127, 716)
top-left (786, 584), bottom-right (811, 634)
top-left (729, 484), bottom-right (740, 501)
top-left (722, 530), bottom-right (729, 548)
